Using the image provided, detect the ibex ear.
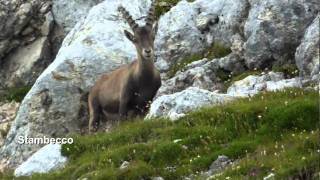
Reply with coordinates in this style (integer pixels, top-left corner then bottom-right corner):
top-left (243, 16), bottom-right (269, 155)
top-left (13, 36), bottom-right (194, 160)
top-left (124, 30), bottom-right (136, 42)
top-left (152, 22), bottom-right (158, 39)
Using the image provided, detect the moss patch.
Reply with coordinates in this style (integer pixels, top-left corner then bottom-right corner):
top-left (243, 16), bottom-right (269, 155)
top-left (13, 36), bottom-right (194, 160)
top-left (167, 43), bottom-right (232, 78)
top-left (0, 86), bottom-right (31, 102)
top-left (155, 0), bottom-right (195, 19)
top-left (1, 88), bottom-right (318, 179)
top-left (272, 64), bottom-right (299, 78)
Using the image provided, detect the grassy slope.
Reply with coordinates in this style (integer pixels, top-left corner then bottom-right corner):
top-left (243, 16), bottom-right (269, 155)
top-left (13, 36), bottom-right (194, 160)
top-left (1, 88), bottom-right (319, 179)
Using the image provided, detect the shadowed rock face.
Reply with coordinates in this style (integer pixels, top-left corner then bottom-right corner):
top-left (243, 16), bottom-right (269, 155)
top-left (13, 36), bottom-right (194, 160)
top-left (0, 0), bottom-right (51, 60)
top-left (0, 0), bottom-right (102, 88)
top-left (295, 15), bottom-right (320, 81)
top-left (0, 0), bottom-right (53, 88)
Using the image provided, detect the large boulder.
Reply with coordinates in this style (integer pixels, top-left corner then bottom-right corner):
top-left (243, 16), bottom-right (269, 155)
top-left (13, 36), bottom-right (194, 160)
top-left (147, 87), bottom-right (235, 120)
top-left (243, 0), bottom-right (319, 69)
top-left (14, 144), bottom-right (67, 177)
top-left (155, 0), bottom-right (249, 71)
top-left (157, 54), bottom-right (245, 96)
top-left (49, 0), bottom-right (105, 68)
top-left (0, 0), bottom-right (152, 168)
top-left (295, 15), bottom-right (320, 81)
top-left (52, 0), bottom-right (104, 34)
top-left (227, 72), bottom-right (302, 97)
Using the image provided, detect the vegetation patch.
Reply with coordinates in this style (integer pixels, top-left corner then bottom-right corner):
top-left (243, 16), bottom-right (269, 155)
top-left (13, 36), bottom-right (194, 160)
top-left (155, 0), bottom-right (195, 19)
top-left (167, 43), bottom-right (232, 78)
top-left (272, 64), bottom-right (299, 78)
top-left (211, 130), bottom-right (320, 179)
top-left (0, 86), bottom-right (31, 102)
top-left (1, 88), bottom-right (318, 179)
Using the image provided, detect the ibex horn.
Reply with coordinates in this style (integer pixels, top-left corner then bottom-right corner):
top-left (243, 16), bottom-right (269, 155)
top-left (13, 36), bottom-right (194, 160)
top-left (118, 6), bottom-right (139, 31)
top-left (145, 0), bottom-right (156, 27)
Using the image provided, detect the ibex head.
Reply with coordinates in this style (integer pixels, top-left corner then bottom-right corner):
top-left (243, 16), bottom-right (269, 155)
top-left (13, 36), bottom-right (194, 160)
top-left (118, 1), bottom-right (158, 60)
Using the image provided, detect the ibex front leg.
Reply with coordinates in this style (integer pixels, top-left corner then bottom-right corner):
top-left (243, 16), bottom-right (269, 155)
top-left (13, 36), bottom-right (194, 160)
top-left (119, 83), bottom-right (132, 120)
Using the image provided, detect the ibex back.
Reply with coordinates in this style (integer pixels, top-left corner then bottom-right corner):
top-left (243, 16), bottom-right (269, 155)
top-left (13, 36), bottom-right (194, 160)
top-left (88, 1), bottom-right (161, 132)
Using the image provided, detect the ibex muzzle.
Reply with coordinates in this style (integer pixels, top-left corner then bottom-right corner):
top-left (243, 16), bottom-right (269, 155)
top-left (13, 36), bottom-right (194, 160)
top-left (88, 1), bottom-right (161, 133)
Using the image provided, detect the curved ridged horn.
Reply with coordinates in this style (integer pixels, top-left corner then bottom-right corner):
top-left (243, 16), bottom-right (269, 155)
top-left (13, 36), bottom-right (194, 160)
top-left (118, 6), bottom-right (139, 31)
top-left (145, 0), bottom-right (156, 27)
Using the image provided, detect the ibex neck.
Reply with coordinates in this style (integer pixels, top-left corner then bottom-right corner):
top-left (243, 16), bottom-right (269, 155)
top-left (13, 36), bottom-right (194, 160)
top-left (136, 55), bottom-right (155, 78)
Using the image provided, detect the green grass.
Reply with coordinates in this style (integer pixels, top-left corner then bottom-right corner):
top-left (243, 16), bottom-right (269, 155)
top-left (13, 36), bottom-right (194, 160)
top-left (167, 43), bottom-right (232, 78)
top-left (0, 88), bottom-right (318, 179)
top-left (210, 130), bottom-right (320, 179)
top-left (0, 86), bottom-right (31, 102)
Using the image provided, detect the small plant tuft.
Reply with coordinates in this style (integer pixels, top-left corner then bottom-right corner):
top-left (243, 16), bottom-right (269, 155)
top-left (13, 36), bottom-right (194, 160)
top-left (155, 0), bottom-right (196, 19)
top-left (272, 64), bottom-right (299, 78)
top-left (0, 86), bottom-right (31, 102)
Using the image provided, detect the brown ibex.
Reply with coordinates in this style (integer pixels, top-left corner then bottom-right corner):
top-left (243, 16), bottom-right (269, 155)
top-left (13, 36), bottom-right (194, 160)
top-left (88, 1), bottom-right (161, 132)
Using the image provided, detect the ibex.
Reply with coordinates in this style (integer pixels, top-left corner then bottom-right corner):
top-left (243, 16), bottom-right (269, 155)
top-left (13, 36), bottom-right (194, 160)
top-left (88, 1), bottom-right (161, 132)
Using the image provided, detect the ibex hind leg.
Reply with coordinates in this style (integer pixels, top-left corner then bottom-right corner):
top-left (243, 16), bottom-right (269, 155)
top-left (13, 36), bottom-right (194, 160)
top-left (88, 96), bottom-right (101, 133)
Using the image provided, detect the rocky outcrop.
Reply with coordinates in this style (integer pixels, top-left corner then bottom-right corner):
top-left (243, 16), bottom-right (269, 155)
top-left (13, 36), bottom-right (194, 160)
top-left (14, 144), bottom-right (67, 177)
top-left (243, 0), bottom-right (319, 69)
top-left (0, 0), bottom-right (52, 60)
top-left (206, 155), bottom-right (232, 177)
top-left (157, 54), bottom-right (245, 97)
top-left (0, 0), bottom-right (153, 169)
top-left (186, 155), bottom-right (233, 179)
top-left (0, 34), bottom-right (53, 88)
top-left (147, 87), bottom-right (235, 120)
top-left (155, 0), bottom-right (249, 71)
top-left (0, 0), bottom-right (53, 88)
top-left (157, 0), bottom-right (319, 74)
top-left (295, 15), bottom-right (320, 81)
top-left (227, 72), bottom-right (302, 97)
top-left (149, 72), bottom-right (303, 121)
top-left (0, 0), bottom-right (102, 88)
